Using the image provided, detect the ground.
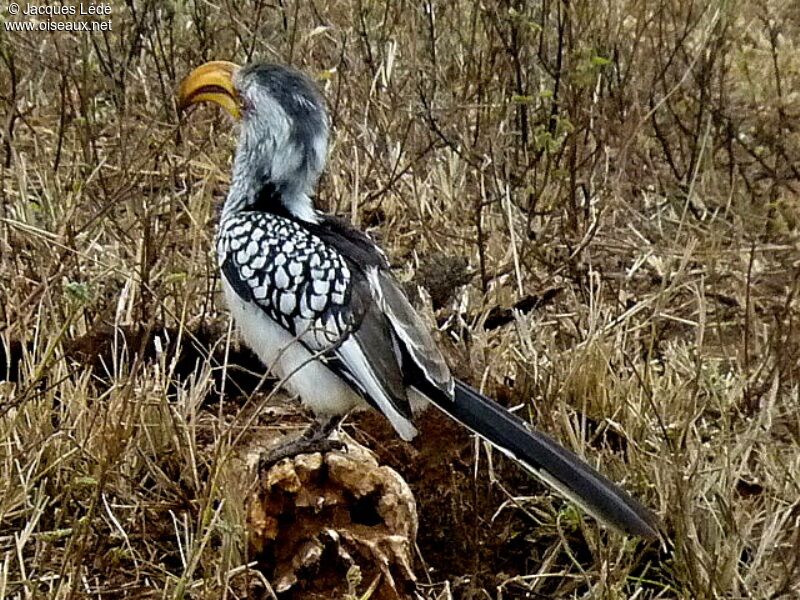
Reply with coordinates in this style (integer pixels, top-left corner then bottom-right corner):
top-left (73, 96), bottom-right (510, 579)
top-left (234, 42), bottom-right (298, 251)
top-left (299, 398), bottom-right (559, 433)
top-left (1, 1), bottom-right (799, 598)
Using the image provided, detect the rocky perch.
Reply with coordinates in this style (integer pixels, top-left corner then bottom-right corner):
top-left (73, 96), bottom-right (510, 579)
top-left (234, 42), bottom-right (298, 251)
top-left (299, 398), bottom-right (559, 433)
top-left (246, 439), bottom-right (418, 599)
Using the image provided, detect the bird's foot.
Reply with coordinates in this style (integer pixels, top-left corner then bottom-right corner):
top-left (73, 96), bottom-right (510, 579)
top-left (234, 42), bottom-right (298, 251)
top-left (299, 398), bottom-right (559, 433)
top-left (259, 415), bottom-right (345, 471)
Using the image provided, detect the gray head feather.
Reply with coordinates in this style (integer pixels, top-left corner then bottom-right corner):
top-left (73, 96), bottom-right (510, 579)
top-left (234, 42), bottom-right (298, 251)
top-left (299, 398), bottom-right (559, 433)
top-left (226, 64), bottom-right (329, 221)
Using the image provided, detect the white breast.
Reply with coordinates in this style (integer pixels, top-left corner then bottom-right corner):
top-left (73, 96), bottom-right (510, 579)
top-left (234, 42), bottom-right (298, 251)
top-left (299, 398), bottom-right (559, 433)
top-left (222, 278), bottom-right (364, 416)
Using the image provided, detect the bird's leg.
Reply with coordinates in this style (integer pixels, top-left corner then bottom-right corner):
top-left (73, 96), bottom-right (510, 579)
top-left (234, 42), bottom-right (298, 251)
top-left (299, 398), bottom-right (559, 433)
top-left (259, 414), bottom-right (346, 470)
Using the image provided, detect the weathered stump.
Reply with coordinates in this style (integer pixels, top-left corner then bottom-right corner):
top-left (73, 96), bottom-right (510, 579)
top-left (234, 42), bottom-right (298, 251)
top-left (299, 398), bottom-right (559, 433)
top-left (246, 437), bottom-right (419, 599)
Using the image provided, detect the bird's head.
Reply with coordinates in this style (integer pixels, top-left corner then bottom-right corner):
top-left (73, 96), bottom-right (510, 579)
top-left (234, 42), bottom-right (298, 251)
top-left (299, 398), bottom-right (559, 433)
top-left (178, 61), bottom-right (328, 222)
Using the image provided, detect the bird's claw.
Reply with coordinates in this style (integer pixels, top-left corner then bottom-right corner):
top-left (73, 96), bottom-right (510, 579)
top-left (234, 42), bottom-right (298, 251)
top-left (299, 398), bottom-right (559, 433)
top-left (259, 419), bottom-right (346, 471)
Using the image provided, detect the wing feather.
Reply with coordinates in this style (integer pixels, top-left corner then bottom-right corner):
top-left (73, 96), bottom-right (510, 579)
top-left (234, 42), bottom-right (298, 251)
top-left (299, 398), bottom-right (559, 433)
top-left (219, 213), bottom-right (416, 438)
top-left (366, 267), bottom-right (454, 398)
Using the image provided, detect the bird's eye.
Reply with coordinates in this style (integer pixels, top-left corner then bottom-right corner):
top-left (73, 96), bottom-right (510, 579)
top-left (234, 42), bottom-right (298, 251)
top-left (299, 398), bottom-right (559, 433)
top-left (240, 96), bottom-right (253, 115)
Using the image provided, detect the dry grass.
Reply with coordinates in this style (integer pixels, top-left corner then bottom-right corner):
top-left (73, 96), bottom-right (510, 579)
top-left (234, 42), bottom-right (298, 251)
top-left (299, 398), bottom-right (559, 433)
top-left (1, 0), bottom-right (799, 598)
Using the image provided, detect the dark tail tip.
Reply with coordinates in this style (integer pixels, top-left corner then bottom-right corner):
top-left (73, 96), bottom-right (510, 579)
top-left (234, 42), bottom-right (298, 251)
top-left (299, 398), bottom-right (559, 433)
top-left (433, 380), bottom-right (662, 539)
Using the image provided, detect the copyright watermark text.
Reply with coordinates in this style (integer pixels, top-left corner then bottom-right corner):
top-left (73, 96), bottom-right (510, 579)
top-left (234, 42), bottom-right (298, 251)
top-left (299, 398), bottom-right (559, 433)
top-left (4, 3), bottom-right (113, 32)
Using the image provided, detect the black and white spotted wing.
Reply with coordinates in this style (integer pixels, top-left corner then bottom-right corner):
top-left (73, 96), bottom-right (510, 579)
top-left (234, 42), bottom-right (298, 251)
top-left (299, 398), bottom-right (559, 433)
top-left (217, 211), bottom-right (415, 423)
top-left (218, 212), bottom-right (353, 338)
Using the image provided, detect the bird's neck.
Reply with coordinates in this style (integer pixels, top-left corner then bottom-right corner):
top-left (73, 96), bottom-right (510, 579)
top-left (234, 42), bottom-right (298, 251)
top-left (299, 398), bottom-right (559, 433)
top-left (223, 153), bottom-right (319, 223)
top-left (222, 182), bottom-right (317, 223)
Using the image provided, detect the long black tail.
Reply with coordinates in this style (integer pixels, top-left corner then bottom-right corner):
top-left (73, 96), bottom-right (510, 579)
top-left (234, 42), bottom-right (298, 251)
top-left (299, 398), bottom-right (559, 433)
top-left (427, 380), bottom-right (660, 539)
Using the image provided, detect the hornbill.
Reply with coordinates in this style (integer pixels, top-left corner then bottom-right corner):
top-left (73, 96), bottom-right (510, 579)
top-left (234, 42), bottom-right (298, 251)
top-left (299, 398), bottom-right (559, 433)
top-left (177, 61), bottom-right (660, 539)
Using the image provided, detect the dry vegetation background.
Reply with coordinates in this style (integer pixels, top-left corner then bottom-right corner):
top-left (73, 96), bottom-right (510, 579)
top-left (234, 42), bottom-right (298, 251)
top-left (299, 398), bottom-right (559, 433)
top-left (1, 0), bottom-right (799, 598)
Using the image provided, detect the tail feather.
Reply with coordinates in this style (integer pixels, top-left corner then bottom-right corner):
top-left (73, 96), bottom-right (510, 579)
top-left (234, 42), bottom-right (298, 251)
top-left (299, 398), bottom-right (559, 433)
top-left (427, 380), bottom-right (660, 539)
